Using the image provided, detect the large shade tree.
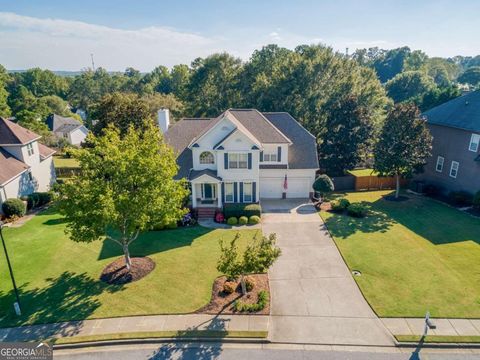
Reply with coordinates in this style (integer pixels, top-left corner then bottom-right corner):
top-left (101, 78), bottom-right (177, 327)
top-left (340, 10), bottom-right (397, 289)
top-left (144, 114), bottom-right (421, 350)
top-left (374, 103), bottom-right (432, 198)
top-left (57, 123), bottom-right (188, 270)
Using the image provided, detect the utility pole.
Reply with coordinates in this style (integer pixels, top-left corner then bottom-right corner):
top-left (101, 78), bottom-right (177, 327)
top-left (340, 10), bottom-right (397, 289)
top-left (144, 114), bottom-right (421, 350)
top-left (90, 53), bottom-right (96, 71)
top-left (0, 221), bottom-right (21, 315)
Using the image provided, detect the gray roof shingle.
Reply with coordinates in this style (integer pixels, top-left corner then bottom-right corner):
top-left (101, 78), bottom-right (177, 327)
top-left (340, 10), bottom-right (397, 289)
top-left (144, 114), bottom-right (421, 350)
top-left (46, 114), bottom-right (83, 133)
top-left (423, 90), bottom-right (480, 132)
top-left (0, 117), bottom-right (41, 145)
top-left (0, 148), bottom-right (29, 185)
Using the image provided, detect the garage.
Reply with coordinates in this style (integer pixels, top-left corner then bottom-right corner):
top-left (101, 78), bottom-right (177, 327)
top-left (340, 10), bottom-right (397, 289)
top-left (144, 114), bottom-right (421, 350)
top-left (286, 177), bottom-right (311, 198)
top-left (259, 177), bottom-right (283, 198)
top-left (259, 176), bottom-right (312, 199)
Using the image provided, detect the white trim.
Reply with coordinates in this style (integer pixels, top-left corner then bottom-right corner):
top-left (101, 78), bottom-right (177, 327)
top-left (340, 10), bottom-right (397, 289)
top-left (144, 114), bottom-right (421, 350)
top-left (449, 161), bottom-right (459, 178)
top-left (201, 183), bottom-right (216, 200)
top-left (435, 156), bottom-right (444, 172)
top-left (468, 133), bottom-right (480, 152)
top-left (199, 151), bottom-right (215, 164)
top-left (228, 153), bottom-right (248, 169)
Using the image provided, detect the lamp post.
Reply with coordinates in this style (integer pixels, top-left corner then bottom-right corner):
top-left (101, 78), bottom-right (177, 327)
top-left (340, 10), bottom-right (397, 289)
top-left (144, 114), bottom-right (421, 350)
top-left (0, 221), bottom-right (21, 315)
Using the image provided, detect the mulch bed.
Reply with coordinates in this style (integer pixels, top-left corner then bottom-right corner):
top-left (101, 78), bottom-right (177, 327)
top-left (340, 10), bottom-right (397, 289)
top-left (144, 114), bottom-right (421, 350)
top-left (100, 257), bottom-right (155, 285)
top-left (319, 202), bottom-right (332, 211)
top-left (196, 274), bottom-right (270, 315)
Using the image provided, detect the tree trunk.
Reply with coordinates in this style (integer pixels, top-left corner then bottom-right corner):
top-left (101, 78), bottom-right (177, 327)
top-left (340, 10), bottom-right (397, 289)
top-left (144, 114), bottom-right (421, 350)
top-left (123, 243), bottom-right (132, 271)
top-left (395, 173), bottom-right (400, 199)
top-left (240, 274), bottom-right (247, 295)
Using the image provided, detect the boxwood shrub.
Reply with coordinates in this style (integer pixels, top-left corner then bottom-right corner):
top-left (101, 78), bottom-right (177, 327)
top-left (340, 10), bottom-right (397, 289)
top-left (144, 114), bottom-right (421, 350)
top-left (224, 203), bottom-right (261, 218)
top-left (2, 198), bottom-right (26, 218)
top-left (248, 215), bottom-right (261, 224)
top-left (227, 217), bottom-right (238, 225)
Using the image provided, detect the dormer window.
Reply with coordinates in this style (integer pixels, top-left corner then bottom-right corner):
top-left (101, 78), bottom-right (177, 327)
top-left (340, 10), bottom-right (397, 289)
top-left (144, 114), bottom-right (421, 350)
top-left (26, 143), bottom-right (34, 156)
top-left (199, 151), bottom-right (214, 164)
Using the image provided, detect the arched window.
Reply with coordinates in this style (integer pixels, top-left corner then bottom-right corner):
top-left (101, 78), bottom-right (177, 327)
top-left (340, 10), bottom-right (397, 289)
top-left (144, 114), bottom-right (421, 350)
top-left (200, 151), bottom-right (214, 164)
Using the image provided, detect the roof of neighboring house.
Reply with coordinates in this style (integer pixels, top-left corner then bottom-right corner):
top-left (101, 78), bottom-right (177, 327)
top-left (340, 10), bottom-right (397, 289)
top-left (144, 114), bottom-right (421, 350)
top-left (0, 148), bottom-right (29, 185)
top-left (423, 90), bottom-right (480, 133)
top-left (263, 112), bottom-right (319, 169)
top-left (188, 169), bottom-right (222, 181)
top-left (38, 143), bottom-right (56, 160)
top-left (165, 110), bottom-right (319, 179)
top-left (46, 114), bottom-right (83, 133)
top-left (0, 117), bottom-right (41, 145)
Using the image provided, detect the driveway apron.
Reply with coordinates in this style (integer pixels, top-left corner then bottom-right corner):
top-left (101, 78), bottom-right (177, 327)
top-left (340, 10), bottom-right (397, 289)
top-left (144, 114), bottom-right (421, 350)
top-left (261, 198), bottom-right (394, 346)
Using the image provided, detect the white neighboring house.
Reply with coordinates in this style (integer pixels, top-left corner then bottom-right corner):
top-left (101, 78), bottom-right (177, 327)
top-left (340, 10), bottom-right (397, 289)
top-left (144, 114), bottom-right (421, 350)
top-left (46, 114), bottom-right (89, 146)
top-left (0, 117), bottom-right (56, 212)
top-left (164, 109), bottom-right (319, 214)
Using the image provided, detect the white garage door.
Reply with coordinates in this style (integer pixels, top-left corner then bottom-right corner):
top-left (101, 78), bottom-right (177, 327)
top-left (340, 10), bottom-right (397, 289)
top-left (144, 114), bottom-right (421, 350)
top-left (259, 178), bottom-right (283, 198)
top-left (286, 178), bottom-right (311, 198)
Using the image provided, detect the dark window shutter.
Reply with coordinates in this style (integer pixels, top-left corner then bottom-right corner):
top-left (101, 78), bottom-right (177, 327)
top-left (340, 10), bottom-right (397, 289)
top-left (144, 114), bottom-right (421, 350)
top-left (248, 153), bottom-right (252, 169)
top-left (234, 182), bottom-right (238, 203)
top-left (253, 182), bottom-right (257, 203)
top-left (221, 182), bottom-right (225, 202)
top-left (260, 151), bottom-right (263, 162)
top-left (277, 146), bottom-right (282, 162)
top-left (224, 153), bottom-right (228, 169)
top-left (239, 182), bottom-right (244, 203)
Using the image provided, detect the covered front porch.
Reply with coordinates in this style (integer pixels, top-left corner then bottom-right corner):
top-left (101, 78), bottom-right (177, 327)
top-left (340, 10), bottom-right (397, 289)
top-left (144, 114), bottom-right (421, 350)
top-left (189, 169), bottom-right (223, 208)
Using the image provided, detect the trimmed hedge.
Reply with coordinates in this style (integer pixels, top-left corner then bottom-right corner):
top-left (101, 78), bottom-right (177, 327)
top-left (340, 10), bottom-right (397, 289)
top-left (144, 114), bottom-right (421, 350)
top-left (248, 215), bottom-right (261, 225)
top-left (238, 216), bottom-right (248, 225)
top-left (224, 203), bottom-right (261, 218)
top-left (23, 192), bottom-right (54, 210)
top-left (227, 217), bottom-right (238, 225)
top-left (2, 198), bottom-right (26, 218)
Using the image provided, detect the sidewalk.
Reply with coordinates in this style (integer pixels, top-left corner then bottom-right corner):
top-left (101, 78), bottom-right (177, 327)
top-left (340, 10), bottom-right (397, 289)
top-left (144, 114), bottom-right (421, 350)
top-left (0, 314), bottom-right (269, 342)
top-left (381, 318), bottom-right (480, 336)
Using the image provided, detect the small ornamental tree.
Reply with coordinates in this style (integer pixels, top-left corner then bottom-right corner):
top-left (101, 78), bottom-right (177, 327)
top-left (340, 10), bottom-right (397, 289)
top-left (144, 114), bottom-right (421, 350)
top-left (217, 232), bottom-right (281, 295)
top-left (374, 103), bottom-right (432, 198)
top-left (57, 122), bottom-right (188, 271)
top-left (312, 175), bottom-right (334, 202)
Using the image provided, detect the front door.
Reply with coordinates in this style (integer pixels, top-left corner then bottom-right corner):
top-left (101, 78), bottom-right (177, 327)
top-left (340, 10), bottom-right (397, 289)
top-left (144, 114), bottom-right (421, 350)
top-left (203, 183), bottom-right (214, 199)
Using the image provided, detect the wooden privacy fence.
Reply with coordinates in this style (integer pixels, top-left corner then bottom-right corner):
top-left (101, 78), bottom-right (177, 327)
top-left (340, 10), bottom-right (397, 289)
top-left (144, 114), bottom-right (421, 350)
top-left (55, 167), bottom-right (81, 178)
top-left (354, 175), bottom-right (408, 191)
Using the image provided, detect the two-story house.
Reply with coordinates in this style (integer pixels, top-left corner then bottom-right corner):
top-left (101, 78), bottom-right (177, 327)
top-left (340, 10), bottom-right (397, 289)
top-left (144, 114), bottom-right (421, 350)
top-left (46, 114), bottom-right (89, 146)
top-left (163, 109), bottom-right (319, 214)
top-left (0, 117), bottom-right (56, 212)
top-left (416, 90), bottom-right (480, 195)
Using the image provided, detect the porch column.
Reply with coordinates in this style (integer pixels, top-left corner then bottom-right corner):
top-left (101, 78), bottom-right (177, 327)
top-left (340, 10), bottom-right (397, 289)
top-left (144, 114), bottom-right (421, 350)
top-left (191, 183), bottom-right (197, 208)
top-left (217, 183), bottom-right (222, 208)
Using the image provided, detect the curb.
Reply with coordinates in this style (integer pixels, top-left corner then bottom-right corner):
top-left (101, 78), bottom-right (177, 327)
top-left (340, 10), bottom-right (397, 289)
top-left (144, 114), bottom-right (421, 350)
top-left (395, 341), bottom-right (480, 349)
top-left (53, 336), bottom-right (270, 350)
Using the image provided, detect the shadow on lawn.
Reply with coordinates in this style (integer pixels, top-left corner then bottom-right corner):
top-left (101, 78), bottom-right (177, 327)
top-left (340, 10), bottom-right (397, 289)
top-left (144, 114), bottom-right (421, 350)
top-left (0, 271), bottom-right (124, 340)
top-left (97, 226), bottom-right (214, 260)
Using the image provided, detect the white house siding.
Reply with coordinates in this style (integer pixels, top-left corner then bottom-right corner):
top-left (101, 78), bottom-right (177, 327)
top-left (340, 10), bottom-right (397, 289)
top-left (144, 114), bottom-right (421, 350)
top-left (259, 169), bottom-right (316, 199)
top-left (68, 126), bottom-right (88, 145)
top-left (31, 156), bottom-right (55, 192)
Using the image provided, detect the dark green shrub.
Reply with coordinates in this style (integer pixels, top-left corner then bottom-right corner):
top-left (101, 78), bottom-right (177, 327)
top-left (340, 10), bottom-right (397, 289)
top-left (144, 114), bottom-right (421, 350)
top-left (2, 198), bottom-right (26, 218)
top-left (227, 217), bottom-right (238, 225)
top-left (234, 290), bottom-right (269, 312)
top-left (448, 191), bottom-right (473, 206)
top-left (238, 216), bottom-right (248, 225)
top-left (24, 192), bottom-right (54, 210)
top-left (347, 203), bottom-right (367, 218)
top-left (473, 191), bottom-right (480, 209)
top-left (224, 203), bottom-right (261, 218)
top-left (330, 198), bottom-right (350, 212)
top-left (248, 215), bottom-right (260, 224)
top-left (313, 175), bottom-right (334, 197)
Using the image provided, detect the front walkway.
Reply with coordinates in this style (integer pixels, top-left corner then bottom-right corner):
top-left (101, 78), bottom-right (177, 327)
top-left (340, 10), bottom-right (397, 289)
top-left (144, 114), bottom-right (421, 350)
top-left (261, 198), bottom-right (394, 346)
top-left (0, 314), bottom-right (269, 342)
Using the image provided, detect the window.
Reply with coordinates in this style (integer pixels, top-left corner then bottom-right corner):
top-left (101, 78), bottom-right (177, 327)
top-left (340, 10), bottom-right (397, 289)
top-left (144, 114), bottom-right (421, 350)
top-left (435, 156), bottom-right (444, 172)
top-left (243, 182), bottom-right (253, 202)
top-left (263, 153), bottom-right (277, 162)
top-left (63, 132), bottom-right (69, 139)
top-left (26, 143), bottom-right (34, 156)
top-left (449, 161), bottom-right (459, 178)
top-left (28, 172), bottom-right (33, 181)
top-left (469, 134), bottom-right (480, 152)
top-left (228, 153), bottom-right (248, 169)
top-left (225, 182), bottom-right (234, 203)
top-left (199, 151), bottom-right (214, 164)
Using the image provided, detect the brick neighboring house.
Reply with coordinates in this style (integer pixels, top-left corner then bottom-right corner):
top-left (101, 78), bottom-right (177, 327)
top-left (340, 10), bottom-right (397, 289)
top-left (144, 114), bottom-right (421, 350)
top-left (416, 90), bottom-right (480, 195)
top-left (0, 117), bottom-right (56, 212)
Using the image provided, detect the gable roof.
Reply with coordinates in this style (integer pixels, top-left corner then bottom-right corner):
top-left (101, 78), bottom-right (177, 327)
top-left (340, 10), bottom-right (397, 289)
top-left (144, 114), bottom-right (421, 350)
top-left (0, 148), bottom-right (29, 185)
top-left (38, 143), bottom-right (56, 160)
top-left (0, 117), bottom-right (41, 145)
top-left (423, 90), bottom-right (480, 133)
top-left (189, 169), bottom-right (222, 181)
top-left (46, 114), bottom-right (83, 133)
top-left (263, 112), bottom-right (319, 169)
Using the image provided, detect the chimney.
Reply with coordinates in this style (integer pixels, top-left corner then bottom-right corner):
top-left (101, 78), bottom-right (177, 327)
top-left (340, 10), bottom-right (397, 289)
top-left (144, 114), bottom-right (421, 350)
top-left (157, 108), bottom-right (170, 133)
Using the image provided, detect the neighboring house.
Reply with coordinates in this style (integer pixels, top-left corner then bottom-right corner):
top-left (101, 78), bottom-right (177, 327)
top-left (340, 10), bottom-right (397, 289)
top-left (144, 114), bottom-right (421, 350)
top-left (0, 117), bottom-right (56, 212)
top-left (416, 90), bottom-right (480, 195)
top-left (46, 114), bottom-right (89, 146)
top-left (164, 108), bottom-right (319, 213)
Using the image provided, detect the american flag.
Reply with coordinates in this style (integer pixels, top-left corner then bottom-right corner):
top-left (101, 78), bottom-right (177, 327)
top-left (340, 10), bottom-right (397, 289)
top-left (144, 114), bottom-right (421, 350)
top-left (283, 174), bottom-right (288, 190)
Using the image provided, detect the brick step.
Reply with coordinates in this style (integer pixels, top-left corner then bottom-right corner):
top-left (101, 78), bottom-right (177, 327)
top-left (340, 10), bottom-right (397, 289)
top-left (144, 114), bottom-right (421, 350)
top-left (197, 208), bottom-right (217, 220)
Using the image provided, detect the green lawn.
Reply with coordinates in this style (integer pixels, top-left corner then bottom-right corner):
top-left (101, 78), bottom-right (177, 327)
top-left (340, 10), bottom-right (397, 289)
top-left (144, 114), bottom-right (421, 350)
top-left (0, 208), bottom-right (259, 327)
top-left (347, 168), bottom-right (378, 177)
top-left (321, 190), bottom-right (480, 318)
top-left (53, 156), bottom-right (80, 168)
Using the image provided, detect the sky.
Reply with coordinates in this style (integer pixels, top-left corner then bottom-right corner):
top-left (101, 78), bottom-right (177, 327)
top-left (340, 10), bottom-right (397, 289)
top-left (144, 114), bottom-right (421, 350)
top-left (0, 0), bottom-right (478, 71)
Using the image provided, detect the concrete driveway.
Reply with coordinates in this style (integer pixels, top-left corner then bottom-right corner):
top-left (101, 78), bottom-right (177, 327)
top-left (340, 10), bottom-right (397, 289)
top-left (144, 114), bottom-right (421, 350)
top-left (261, 198), bottom-right (394, 346)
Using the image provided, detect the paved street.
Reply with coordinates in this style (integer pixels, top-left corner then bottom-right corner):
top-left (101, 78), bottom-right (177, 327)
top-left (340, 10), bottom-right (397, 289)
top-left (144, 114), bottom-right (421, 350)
top-left (53, 343), bottom-right (480, 360)
top-left (261, 199), bottom-right (394, 345)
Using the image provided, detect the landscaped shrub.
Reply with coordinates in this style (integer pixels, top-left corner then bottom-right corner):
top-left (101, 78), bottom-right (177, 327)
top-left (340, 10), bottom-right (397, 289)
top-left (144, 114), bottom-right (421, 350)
top-left (24, 192), bottom-right (54, 210)
top-left (330, 198), bottom-right (350, 212)
top-left (223, 281), bottom-right (236, 294)
top-left (227, 217), bottom-right (238, 225)
top-left (238, 216), bottom-right (248, 225)
top-left (347, 203), bottom-right (367, 218)
top-left (473, 191), bottom-right (480, 209)
top-left (234, 290), bottom-right (269, 312)
top-left (2, 198), bottom-right (26, 218)
top-left (245, 276), bottom-right (255, 292)
top-left (248, 215), bottom-right (260, 224)
top-left (224, 203), bottom-right (261, 218)
top-left (448, 191), bottom-right (473, 206)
